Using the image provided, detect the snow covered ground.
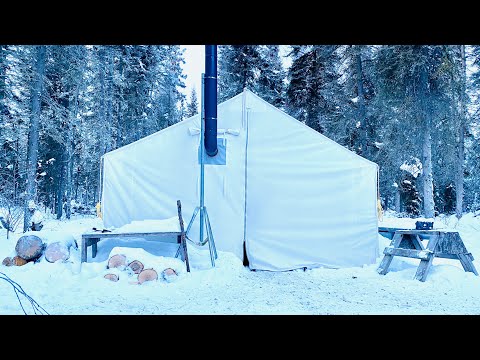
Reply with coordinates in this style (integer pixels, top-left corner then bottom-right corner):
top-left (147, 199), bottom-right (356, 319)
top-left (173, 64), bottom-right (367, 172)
top-left (1, 210), bottom-right (480, 315)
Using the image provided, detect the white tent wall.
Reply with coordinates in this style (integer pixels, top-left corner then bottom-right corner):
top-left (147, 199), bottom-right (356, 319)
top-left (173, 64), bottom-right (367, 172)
top-left (102, 93), bottom-right (248, 261)
top-left (243, 91), bottom-right (379, 270)
top-left (101, 89), bottom-right (379, 271)
top-left (102, 118), bottom-right (201, 228)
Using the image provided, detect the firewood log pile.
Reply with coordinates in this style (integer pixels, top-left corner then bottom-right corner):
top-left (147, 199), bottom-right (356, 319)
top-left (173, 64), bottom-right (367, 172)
top-left (2, 234), bottom-right (78, 267)
top-left (103, 251), bottom-right (181, 285)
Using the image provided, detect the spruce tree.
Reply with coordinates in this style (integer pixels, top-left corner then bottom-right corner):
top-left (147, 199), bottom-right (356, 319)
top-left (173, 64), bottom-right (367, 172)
top-left (186, 87), bottom-right (199, 117)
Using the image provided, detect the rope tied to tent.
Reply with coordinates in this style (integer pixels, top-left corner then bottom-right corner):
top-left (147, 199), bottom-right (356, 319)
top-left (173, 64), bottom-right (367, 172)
top-left (0, 271), bottom-right (49, 315)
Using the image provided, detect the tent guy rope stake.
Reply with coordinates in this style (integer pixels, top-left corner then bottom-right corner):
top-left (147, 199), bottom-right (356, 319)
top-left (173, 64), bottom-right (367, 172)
top-left (185, 72), bottom-right (218, 267)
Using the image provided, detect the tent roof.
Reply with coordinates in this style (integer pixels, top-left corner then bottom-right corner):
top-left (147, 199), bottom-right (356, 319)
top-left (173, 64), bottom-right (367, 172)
top-left (103, 88), bottom-right (378, 170)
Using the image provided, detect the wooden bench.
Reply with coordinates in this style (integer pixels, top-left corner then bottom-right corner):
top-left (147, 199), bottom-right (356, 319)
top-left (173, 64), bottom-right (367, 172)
top-left (377, 229), bottom-right (477, 281)
top-left (81, 200), bottom-right (190, 272)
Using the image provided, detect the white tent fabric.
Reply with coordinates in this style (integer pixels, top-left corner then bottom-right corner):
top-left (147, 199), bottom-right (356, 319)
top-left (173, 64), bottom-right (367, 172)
top-left (101, 89), bottom-right (379, 271)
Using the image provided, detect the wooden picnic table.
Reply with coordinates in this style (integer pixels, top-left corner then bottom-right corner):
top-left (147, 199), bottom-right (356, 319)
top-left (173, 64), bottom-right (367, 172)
top-left (377, 228), bottom-right (478, 281)
top-left (80, 200), bottom-right (190, 272)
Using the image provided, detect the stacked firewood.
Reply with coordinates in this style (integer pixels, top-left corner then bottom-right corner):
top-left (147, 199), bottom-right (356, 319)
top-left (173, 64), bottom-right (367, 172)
top-left (2, 235), bottom-right (77, 266)
top-left (103, 253), bottom-right (179, 284)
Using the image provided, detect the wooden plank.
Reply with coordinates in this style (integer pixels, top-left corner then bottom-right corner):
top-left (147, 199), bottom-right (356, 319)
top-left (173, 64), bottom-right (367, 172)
top-left (81, 237), bottom-right (87, 263)
top-left (425, 233), bottom-right (440, 252)
top-left (414, 235), bottom-right (426, 250)
top-left (82, 231), bottom-right (181, 238)
top-left (378, 227), bottom-right (407, 233)
top-left (414, 257), bottom-right (435, 282)
top-left (377, 254), bottom-right (394, 275)
top-left (396, 229), bottom-right (442, 236)
top-left (82, 233), bottom-right (180, 244)
top-left (177, 200), bottom-right (190, 272)
top-left (457, 253), bottom-right (471, 273)
top-left (414, 233), bottom-right (440, 282)
top-left (457, 253), bottom-right (479, 275)
top-left (434, 232), bottom-right (468, 255)
top-left (434, 253), bottom-right (464, 260)
top-left (92, 240), bottom-right (97, 259)
top-left (378, 227), bottom-right (405, 240)
top-left (377, 233), bottom-right (404, 275)
top-left (383, 247), bottom-right (432, 260)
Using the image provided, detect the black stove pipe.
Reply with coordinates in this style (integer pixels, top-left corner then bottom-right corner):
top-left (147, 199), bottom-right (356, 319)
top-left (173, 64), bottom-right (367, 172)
top-left (204, 45), bottom-right (218, 157)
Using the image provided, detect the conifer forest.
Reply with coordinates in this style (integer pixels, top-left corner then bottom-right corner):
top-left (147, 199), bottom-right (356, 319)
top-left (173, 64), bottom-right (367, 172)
top-left (1, 45), bottom-right (479, 233)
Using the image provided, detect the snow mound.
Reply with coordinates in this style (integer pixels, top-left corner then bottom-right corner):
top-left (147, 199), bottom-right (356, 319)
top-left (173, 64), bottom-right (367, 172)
top-left (115, 217), bottom-right (180, 233)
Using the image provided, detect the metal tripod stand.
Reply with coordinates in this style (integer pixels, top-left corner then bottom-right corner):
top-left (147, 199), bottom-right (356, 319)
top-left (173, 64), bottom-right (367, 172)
top-left (183, 73), bottom-right (218, 267)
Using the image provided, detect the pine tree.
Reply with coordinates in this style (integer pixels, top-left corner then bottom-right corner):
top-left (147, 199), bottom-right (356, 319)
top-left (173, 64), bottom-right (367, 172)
top-left (218, 45), bottom-right (262, 102)
top-left (466, 45), bottom-right (480, 212)
top-left (0, 45), bottom-right (7, 126)
top-left (331, 45), bottom-right (378, 157)
top-left (256, 45), bottom-right (286, 108)
top-left (285, 45), bottom-right (342, 134)
top-left (186, 87), bottom-right (199, 117)
top-left (373, 45), bottom-right (455, 218)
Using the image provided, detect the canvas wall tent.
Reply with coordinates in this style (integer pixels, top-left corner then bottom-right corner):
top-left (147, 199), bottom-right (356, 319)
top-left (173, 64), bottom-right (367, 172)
top-left (101, 89), bottom-right (379, 271)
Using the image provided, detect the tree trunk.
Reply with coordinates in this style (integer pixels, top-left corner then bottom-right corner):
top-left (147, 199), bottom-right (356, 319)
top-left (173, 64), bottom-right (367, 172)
top-left (98, 46), bottom-right (107, 155)
top-left (13, 139), bottom-right (19, 203)
top-left (456, 45), bottom-right (466, 219)
top-left (105, 47), bottom-right (114, 153)
top-left (23, 45), bottom-right (46, 232)
top-left (74, 168), bottom-right (79, 201)
top-left (56, 154), bottom-right (66, 219)
top-left (85, 176), bottom-right (89, 207)
top-left (65, 66), bottom-right (84, 220)
top-left (395, 188), bottom-right (401, 213)
top-left (65, 131), bottom-right (74, 220)
top-left (0, 45), bottom-right (7, 133)
top-left (116, 53), bottom-right (124, 147)
top-left (354, 45), bottom-right (367, 156)
top-left (422, 122), bottom-right (435, 218)
top-left (418, 60), bottom-right (435, 219)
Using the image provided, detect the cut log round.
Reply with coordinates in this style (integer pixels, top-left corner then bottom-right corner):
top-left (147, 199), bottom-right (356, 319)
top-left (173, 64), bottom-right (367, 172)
top-left (137, 268), bottom-right (158, 284)
top-left (104, 273), bottom-right (119, 282)
top-left (127, 260), bottom-right (144, 274)
top-left (44, 242), bottom-right (70, 263)
top-left (161, 267), bottom-right (178, 281)
top-left (13, 256), bottom-right (28, 266)
top-left (2, 257), bottom-right (13, 267)
top-left (107, 254), bottom-right (127, 269)
top-left (15, 235), bottom-right (44, 261)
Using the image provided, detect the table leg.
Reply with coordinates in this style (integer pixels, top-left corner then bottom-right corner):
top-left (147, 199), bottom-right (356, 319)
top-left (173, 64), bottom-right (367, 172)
top-left (81, 237), bottom-right (87, 263)
top-left (377, 233), bottom-right (403, 275)
top-left (457, 253), bottom-right (479, 275)
top-left (414, 234), bottom-right (439, 282)
top-left (175, 235), bottom-right (182, 259)
top-left (92, 239), bottom-right (98, 258)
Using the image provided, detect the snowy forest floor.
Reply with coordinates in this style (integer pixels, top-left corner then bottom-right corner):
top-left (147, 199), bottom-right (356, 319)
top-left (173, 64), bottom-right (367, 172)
top-left (1, 211), bottom-right (480, 315)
